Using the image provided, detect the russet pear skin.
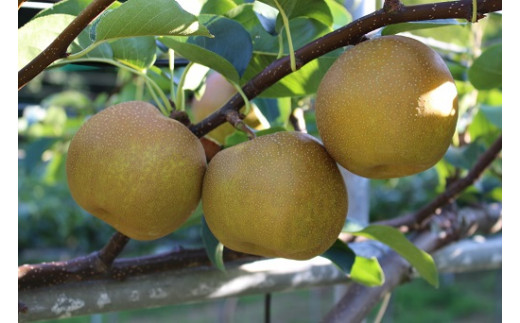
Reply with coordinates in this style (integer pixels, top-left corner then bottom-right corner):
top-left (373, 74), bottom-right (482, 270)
top-left (315, 35), bottom-right (458, 179)
top-left (202, 131), bottom-right (348, 260)
top-left (66, 101), bottom-right (207, 240)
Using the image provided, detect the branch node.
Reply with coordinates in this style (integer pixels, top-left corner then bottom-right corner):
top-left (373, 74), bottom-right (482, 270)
top-left (225, 110), bottom-right (256, 140)
top-left (169, 110), bottom-right (192, 127)
top-left (383, 0), bottom-right (404, 13)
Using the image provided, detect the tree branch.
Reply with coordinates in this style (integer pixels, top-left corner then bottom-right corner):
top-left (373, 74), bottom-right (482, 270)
top-left (189, 0), bottom-right (502, 138)
top-left (375, 134), bottom-right (502, 230)
top-left (322, 203), bottom-right (501, 323)
top-left (18, 0), bottom-right (116, 90)
top-left (18, 205), bottom-right (500, 322)
top-left (19, 244), bottom-right (257, 292)
top-left (18, 231), bottom-right (129, 291)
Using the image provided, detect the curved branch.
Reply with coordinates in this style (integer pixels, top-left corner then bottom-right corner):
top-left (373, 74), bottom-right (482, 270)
top-left (18, 0), bottom-right (116, 90)
top-left (189, 0), bottom-right (502, 138)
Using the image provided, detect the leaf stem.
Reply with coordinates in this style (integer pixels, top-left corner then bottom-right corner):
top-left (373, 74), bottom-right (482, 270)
top-left (66, 41), bottom-right (105, 60)
top-left (145, 80), bottom-right (168, 115)
top-left (230, 82), bottom-right (252, 116)
top-left (62, 57), bottom-right (172, 114)
top-left (175, 62), bottom-right (194, 111)
top-left (273, 0), bottom-right (297, 72)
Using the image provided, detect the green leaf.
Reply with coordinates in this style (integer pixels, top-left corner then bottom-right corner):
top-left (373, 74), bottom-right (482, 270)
top-left (349, 225), bottom-right (439, 287)
top-left (285, 0), bottom-right (332, 27)
top-left (188, 15), bottom-right (253, 77)
top-left (321, 239), bottom-right (385, 286)
top-left (255, 126), bottom-right (287, 136)
top-left (321, 239), bottom-right (356, 273)
top-left (350, 256), bottom-right (385, 287)
top-left (381, 19), bottom-right (465, 36)
top-left (160, 15), bottom-right (252, 83)
top-left (324, 0), bottom-right (352, 29)
top-left (242, 53), bottom-right (338, 97)
top-left (445, 140), bottom-right (487, 170)
top-left (161, 37), bottom-right (240, 83)
top-left (69, 26), bottom-right (114, 59)
top-left (255, 17), bottom-right (332, 54)
top-left (253, 97), bottom-right (291, 126)
top-left (224, 131), bottom-right (249, 147)
top-left (110, 36), bottom-right (157, 70)
top-left (258, 0), bottom-right (333, 30)
top-left (232, 7), bottom-right (338, 97)
top-left (23, 138), bottom-right (58, 173)
top-left (201, 0), bottom-right (237, 15)
top-left (252, 1), bottom-right (279, 35)
top-left (201, 216), bottom-right (225, 271)
top-left (34, 0), bottom-right (121, 18)
top-left (94, 0), bottom-right (212, 42)
top-left (18, 14), bottom-right (76, 69)
top-left (480, 105), bottom-right (502, 129)
top-left (468, 44), bottom-right (502, 90)
top-left (467, 108), bottom-right (501, 143)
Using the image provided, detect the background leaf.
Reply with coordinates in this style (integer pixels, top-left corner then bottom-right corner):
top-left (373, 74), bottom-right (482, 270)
top-left (349, 225), bottom-right (439, 287)
top-left (468, 44), bottom-right (502, 90)
top-left (445, 140), bottom-right (487, 170)
top-left (201, 216), bottom-right (225, 271)
top-left (479, 105), bottom-right (502, 128)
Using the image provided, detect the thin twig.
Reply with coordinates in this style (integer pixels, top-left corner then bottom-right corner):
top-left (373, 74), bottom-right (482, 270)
top-left (375, 134), bottom-right (502, 230)
top-left (18, 0), bottom-right (116, 89)
top-left (373, 292), bottom-right (392, 323)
